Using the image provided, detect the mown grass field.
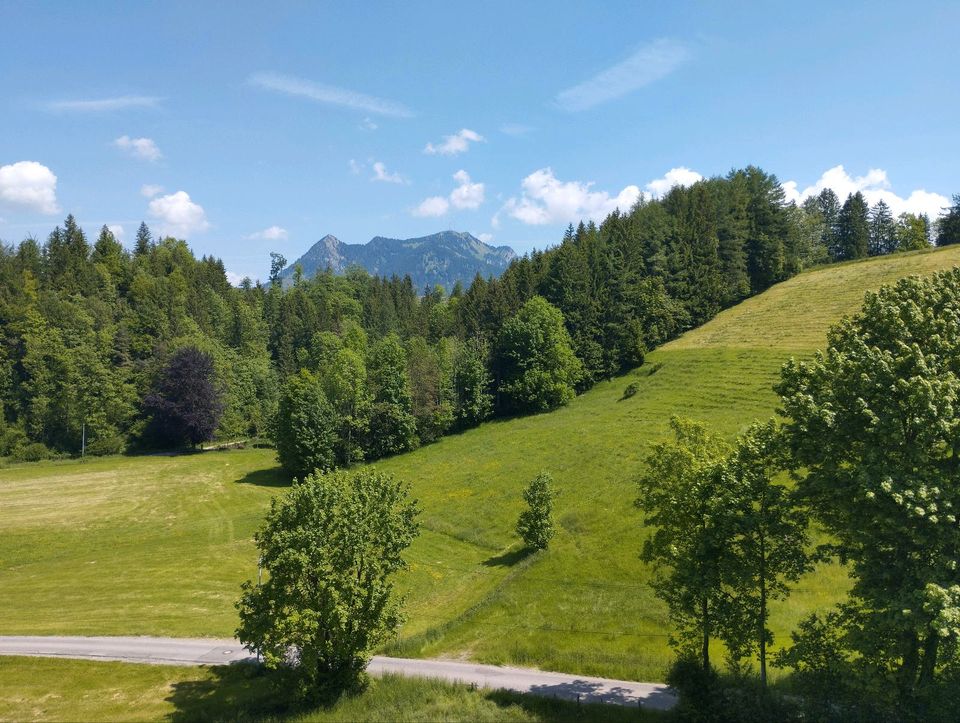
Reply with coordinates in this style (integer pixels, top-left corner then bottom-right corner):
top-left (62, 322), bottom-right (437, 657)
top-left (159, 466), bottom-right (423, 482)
top-left (0, 658), bottom-right (657, 723)
top-left (3, 246), bottom-right (960, 693)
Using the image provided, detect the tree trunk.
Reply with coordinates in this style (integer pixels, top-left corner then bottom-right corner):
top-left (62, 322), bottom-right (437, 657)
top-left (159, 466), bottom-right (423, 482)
top-left (918, 630), bottom-right (940, 686)
top-left (702, 598), bottom-right (711, 672)
top-left (759, 534), bottom-right (767, 689)
top-left (898, 631), bottom-right (920, 694)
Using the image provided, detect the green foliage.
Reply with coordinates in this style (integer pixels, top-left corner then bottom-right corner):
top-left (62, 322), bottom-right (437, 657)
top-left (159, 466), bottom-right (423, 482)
top-left (621, 382), bottom-right (639, 399)
top-left (274, 370), bottom-right (339, 479)
top-left (236, 468), bottom-right (420, 700)
top-left (777, 268), bottom-right (960, 691)
top-left (636, 417), bottom-right (733, 670)
top-left (937, 194), bottom-right (960, 246)
top-left (497, 297), bottom-right (583, 413)
top-left (11, 441), bottom-right (59, 463)
top-left (452, 337), bottom-right (493, 428)
top-left (516, 472), bottom-right (555, 550)
top-left (366, 334), bottom-right (417, 458)
top-left (715, 420), bottom-right (810, 686)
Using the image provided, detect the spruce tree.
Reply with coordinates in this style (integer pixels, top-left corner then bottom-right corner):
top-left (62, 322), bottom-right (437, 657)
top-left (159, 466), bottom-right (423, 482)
top-left (837, 192), bottom-right (870, 260)
top-left (134, 222), bottom-right (152, 257)
top-left (937, 194), bottom-right (960, 246)
top-left (868, 199), bottom-right (896, 255)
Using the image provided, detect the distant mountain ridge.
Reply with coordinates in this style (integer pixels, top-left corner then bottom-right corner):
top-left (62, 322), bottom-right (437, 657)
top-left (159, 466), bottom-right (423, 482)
top-left (281, 231), bottom-right (516, 292)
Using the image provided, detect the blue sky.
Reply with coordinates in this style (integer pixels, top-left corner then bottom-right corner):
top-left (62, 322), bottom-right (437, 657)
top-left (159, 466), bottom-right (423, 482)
top-left (1, 1), bottom-right (958, 282)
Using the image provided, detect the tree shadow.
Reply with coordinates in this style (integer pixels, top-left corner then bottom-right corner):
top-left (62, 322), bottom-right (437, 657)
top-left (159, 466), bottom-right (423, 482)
top-left (484, 686), bottom-right (664, 721)
top-left (483, 547), bottom-right (534, 568)
top-left (526, 679), bottom-right (676, 710)
top-left (235, 466), bottom-right (291, 488)
top-left (166, 664), bottom-right (297, 722)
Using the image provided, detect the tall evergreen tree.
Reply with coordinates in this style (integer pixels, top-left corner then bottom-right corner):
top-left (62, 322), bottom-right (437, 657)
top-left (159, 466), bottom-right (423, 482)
top-left (837, 192), bottom-right (870, 260)
top-left (868, 199), bottom-right (896, 255)
top-left (936, 194), bottom-right (960, 246)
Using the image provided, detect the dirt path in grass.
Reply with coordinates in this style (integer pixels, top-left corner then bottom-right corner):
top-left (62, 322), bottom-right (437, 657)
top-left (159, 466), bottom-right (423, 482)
top-left (0, 635), bottom-right (675, 710)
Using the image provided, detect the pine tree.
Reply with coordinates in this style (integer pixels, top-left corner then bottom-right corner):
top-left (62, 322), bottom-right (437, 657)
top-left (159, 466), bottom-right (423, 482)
top-left (837, 192), bottom-right (870, 260)
top-left (937, 194), bottom-right (960, 246)
top-left (816, 189), bottom-right (842, 259)
top-left (868, 199), bottom-right (896, 255)
top-left (134, 222), bottom-right (152, 257)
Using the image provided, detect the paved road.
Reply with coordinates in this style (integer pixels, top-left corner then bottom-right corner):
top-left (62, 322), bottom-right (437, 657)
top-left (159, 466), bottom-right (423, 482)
top-left (0, 635), bottom-right (676, 710)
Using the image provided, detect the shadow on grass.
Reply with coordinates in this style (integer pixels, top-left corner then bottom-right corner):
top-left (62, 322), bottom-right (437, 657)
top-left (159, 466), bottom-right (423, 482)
top-left (165, 665), bottom-right (663, 723)
top-left (235, 466), bottom-right (291, 488)
top-left (166, 664), bottom-right (296, 722)
top-left (484, 687), bottom-right (663, 721)
top-left (483, 547), bottom-right (534, 568)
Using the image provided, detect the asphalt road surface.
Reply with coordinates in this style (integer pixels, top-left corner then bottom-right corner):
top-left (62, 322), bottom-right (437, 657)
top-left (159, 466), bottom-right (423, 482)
top-left (0, 635), bottom-right (676, 710)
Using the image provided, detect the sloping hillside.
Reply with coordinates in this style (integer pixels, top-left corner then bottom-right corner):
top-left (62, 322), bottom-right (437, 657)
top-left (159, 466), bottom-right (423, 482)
top-left (3, 246), bottom-right (959, 684)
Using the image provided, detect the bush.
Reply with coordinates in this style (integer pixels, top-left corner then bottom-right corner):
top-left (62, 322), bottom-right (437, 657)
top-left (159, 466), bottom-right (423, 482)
top-left (516, 472), bottom-right (555, 550)
top-left (12, 442), bottom-right (58, 463)
top-left (621, 382), bottom-right (639, 399)
top-left (0, 426), bottom-right (28, 457)
top-left (85, 434), bottom-right (127, 457)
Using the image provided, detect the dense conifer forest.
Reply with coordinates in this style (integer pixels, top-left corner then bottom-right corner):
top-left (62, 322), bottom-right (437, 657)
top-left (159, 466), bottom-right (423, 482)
top-left (0, 167), bottom-right (955, 467)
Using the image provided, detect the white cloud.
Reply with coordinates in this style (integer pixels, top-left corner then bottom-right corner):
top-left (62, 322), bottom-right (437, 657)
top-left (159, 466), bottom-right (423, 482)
top-left (449, 170), bottom-right (485, 209)
top-left (114, 135), bottom-right (162, 162)
top-left (360, 117), bottom-right (378, 131)
top-left (424, 128), bottom-right (485, 156)
top-left (225, 271), bottom-right (249, 287)
top-left (645, 166), bottom-right (703, 197)
top-left (477, 232), bottom-right (494, 243)
top-left (556, 39), bottom-right (691, 112)
top-left (148, 191), bottom-right (210, 237)
top-left (247, 225), bottom-right (288, 241)
top-left (140, 184), bottom-right (164, 198)
top-left (107, 224), bottom-right (124, 239)
top-left (46, 95), bottom-right (161, 112)
top-left (782, 165), bottom-right (951, 219)
top-left (501, 168), bottom-right (640, 226)
top-left (371, 161), bottom-right (407, 184)
top-left (348, 159), bottom-right (363, 175)
top-left (248, 72), bottom-right (413, 118)
top-left (412, 170), bottom-right (485, 217)
top-left (413, 196), bottom-right (450, 218)
top-left (0, 161), bottom-right (60, 214)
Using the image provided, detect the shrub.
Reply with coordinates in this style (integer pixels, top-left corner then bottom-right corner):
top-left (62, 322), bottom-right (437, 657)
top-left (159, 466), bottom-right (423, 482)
top-left (516, 472), bottom-right (556, 550)
top-left (12, 442), bottom-right (58, 463)
top-left (621, 382), bottom-right (639, 399)
top-left (0, 426), bottom-right (27, 457)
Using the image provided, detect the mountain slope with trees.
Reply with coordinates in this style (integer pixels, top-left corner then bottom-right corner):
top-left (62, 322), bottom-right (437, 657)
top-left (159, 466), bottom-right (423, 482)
top-left (5, 244), bottom-right (960, 687)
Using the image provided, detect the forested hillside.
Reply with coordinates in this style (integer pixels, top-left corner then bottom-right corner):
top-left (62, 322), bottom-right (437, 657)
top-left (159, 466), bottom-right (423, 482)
top-left (0, 167), bottom-right (954, 465)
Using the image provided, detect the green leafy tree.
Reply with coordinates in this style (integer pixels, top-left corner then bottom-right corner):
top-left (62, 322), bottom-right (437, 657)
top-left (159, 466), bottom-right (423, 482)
top-left (274, 369), bottom-right (339, 479)
top-left (896, 213), bottom-right (932, 252)
top-left (718, 420), bottom-right (810, 687)
top-left (452, 337), bottom-right (492, 428)
top-left (777, 269), bottom-right (960, 692)
top-left (636, 417), bottom-right (734, 671)
top-left (366, 333), bottom-right (417, 458)
top-left (516, 472), bottom-right (556, 550)
top-left (937, 194), bottom-right (960, 246)
top-left (496, 296), bottom-right (583, 413)
top-left (236, 468), bottom-right (420, 699)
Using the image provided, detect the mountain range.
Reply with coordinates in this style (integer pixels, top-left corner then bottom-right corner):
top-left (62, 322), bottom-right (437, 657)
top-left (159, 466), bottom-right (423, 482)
top-left (280, 231), bottom-right (516, 292)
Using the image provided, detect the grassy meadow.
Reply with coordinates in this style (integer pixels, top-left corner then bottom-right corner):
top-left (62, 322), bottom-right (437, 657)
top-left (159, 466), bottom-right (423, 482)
top-left (0, 657), bottom-right (657, 723)
top-left (3, 245), bottom-right (960, 688)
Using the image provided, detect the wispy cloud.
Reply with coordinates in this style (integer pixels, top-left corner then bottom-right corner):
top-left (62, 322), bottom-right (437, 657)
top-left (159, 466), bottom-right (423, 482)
top-left (555, 39), bottom-right (690, 112)
top-left (246, 225), bottom-right (288, 241)
top-left (499, 123), bottom-right (534, 137)
top-left (424, 128), bottom-right (485, 156)
top-left (248, 72), bottom-right (414, 118)
top-left (371, 161), bottom-right (408, 184)
top-left (114, 135), bottom-right (162, 162)
top-left (46, 95), bottom-right (162, 112)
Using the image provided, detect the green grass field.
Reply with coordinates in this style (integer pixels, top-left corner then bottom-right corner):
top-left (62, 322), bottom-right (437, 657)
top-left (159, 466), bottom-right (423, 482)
top-left (3, 246), bottom-right (960, 692)
top-left (0, 658), bottom-right (657, 723)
